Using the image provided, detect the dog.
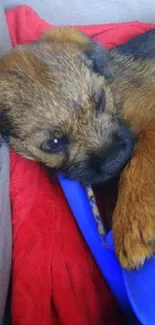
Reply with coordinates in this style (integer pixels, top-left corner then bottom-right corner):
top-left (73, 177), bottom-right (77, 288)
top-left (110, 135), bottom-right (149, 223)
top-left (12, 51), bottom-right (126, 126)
top-left (0, 26), bottom-right (155, 270)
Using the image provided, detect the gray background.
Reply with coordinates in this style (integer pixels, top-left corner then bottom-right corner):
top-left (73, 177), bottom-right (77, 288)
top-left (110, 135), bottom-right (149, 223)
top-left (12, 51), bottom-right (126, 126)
top-left (3, 0), bottom-right (155, 25)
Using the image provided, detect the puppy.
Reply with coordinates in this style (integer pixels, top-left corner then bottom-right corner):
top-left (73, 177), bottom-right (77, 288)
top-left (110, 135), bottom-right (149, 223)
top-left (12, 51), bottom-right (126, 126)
top-left (0, 26), bottom-right (155, 269)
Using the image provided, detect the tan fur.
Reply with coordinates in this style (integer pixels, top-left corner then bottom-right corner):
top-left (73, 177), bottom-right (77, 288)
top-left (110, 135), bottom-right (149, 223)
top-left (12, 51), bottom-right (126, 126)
top-left (112, 125), bottom-right (155, 268)
top-left (40, 26), bottom-right (90, 46)
top-left (1, 27), bottom-right (155, 269)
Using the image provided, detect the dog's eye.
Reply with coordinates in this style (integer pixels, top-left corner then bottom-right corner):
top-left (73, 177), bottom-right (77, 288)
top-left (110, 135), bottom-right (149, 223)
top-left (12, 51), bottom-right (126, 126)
top-left (41, 136), bottom-right (68, 153)
top-left (96, 89), bottom-right (106, 115)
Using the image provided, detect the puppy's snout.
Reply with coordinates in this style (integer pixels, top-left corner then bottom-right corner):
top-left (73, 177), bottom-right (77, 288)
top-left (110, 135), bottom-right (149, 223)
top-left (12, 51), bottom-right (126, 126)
top-left (102, 123), bottom-right (134, 175)
top-left (61, 123), bottom-right (134, 185)
top-left (88, 123), bottom-right (134, 184)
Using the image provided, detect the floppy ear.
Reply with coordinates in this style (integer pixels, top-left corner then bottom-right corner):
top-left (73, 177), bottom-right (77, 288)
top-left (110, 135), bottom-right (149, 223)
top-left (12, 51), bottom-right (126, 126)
top-left (41, 27), bottom-right (112, 79)
top-left (85, 41), bottom-right (112, 79)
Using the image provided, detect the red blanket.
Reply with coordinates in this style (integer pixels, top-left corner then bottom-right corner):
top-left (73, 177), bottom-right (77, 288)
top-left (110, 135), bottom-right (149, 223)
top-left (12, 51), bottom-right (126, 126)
top-left (6, 5), bottom-right (155, 325)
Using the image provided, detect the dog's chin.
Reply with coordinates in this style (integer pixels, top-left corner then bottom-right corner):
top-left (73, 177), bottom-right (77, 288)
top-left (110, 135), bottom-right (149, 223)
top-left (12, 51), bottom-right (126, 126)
top-left (60, 162), bottom-right (124, 186)
top-left (60, 143), bottom-right (133, 185)
top-left (46, 158), bottom-right (127, 186)
top-left (45, 163), bottom-right (114, 185)
top-left (46, 148), bottom-right (132, 186)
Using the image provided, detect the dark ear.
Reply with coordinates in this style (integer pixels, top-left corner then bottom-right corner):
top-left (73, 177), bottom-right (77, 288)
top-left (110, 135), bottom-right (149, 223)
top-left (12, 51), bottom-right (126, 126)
top-left (41, 27), bottom-right (112, 79)
top-left (85, 41), bottom-right (112, 79)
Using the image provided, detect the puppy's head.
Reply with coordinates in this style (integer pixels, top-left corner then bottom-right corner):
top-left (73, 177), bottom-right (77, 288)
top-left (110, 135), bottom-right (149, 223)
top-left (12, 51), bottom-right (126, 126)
top-left (0, 27), bottom-right (134, 185)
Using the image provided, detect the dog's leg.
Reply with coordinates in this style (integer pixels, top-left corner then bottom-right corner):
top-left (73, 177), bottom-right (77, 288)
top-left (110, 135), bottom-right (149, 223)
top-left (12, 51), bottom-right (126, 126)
top-left (113, 123), bottom-right (155, 269)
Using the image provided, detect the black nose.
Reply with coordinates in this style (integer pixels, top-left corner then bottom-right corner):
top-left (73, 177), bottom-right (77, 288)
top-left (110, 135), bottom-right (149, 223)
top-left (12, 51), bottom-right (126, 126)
top-left (89, 123), bottom-right (134, 181)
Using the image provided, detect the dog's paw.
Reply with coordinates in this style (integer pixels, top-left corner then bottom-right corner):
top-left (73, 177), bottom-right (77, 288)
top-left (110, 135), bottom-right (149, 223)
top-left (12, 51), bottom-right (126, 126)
top-left (115, 234), bottom-right (154, 270)
top-left (113, 208), bottom-right (155, 270)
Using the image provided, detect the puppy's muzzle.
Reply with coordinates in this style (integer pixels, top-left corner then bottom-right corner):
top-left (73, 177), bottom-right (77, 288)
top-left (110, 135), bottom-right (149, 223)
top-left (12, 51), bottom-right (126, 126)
top-left (90, 123), bottom-right (134, 181)
top-left (61, 123), bottom-right (134, 185)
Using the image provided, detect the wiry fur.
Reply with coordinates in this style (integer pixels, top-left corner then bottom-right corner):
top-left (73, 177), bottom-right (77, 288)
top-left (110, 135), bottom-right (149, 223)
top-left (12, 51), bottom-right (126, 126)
top-left (1, 26), bottom-right (155, 269)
